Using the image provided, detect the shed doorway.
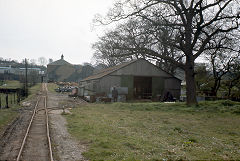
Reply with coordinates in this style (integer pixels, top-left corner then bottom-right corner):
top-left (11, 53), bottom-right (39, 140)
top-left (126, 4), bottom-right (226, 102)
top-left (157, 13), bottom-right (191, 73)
top-left (134, 76), bottom-right (152, 99)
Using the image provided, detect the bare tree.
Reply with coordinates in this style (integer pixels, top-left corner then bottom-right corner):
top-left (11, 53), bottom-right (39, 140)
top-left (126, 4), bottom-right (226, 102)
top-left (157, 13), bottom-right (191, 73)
top-left (95, 0), bottom-right (240, 105)
top-left (92, 26), bottom-right (138, 67)
top-left (206, 51), bottom-right (239, 96)
top-left (38, 57), bottom-right (47, 66)
top-left (93, 19), bottom-right (183, 72)
top-left (204, 29), bottom-right (240, 97)
top-left (48, 58), bottom-right (53, 64)
top-left (30, 59), bottom-right (37, 65)
top-left (225, 58), bottom-right (240, 98)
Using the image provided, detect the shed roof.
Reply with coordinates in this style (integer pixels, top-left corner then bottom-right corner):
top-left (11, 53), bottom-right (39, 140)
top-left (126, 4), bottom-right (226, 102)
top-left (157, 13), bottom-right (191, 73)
top-left (81, 59), bottom-right (180, 82)
top-left (81, 60), bottom-right (137, 81)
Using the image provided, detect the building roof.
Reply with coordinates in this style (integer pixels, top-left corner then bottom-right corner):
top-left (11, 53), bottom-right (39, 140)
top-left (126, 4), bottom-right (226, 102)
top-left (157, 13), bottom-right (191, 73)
top-left (81, 59), bottom-right (181, 82)
top-left (81, 60), bottom-right (138, 81)
top-left (19, 68), bottom-right (41, 71)
top-left (0, 67), bottom-right (11, 69)
top-left (48, 55), bottom-right (72, 66)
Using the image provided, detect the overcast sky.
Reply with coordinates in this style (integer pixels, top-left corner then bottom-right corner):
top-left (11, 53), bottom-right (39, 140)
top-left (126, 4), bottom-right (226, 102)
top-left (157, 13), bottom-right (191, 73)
top-left (0, 0), bottom-right (114, 65)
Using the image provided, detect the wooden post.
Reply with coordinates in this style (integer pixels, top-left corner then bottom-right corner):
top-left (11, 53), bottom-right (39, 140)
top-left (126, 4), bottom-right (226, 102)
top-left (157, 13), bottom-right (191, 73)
top-left (6, 94), bottom-right (9, 108)
top-left (25, 58), bottom-right (28, 97)
top-left (17, 90), bottom-right (20, 104)
top-left (14, 92), bottom-right (16, 104)
top-left (0, 95), bottom-right (2, 109)
top-left (11, 94), bottom-right (13, 105)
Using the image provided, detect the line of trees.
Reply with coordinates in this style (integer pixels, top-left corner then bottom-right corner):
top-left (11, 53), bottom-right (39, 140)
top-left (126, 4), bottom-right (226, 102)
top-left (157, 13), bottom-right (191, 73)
top-left (0, 57), bottom-right (51, 68)
top-left (92, 0), bottom-right (240, 105)
top-left (195, 55), bottom-right (240, 100)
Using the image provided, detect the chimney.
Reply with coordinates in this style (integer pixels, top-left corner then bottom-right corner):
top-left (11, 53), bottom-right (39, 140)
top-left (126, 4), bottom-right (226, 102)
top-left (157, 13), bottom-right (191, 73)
top-left (61, 54), bottom-right (64, 60)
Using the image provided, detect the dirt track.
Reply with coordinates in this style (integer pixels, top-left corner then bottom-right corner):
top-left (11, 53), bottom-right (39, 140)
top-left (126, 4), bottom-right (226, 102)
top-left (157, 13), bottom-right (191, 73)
top-left (0, 105), bottom-right (34, 160)
top-left (20, 96), bottom-right (50, 161)
top-left (0, 84), bottom-right (87, 161)
top-left (48, 92), bottom-right (87, 161)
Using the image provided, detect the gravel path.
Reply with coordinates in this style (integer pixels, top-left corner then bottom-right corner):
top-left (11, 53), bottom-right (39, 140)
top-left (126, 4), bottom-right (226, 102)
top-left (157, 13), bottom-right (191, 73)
top-left (48, 92), bottom-right (87, 161)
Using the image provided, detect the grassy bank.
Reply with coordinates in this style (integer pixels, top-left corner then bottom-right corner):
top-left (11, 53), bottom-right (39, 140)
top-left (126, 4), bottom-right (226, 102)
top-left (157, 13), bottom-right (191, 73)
top-left (0, 80), bottom-right (21, 89)
top-left (0, 83), bottom-right (42, 135)
top-left (47, 83), bottom-right (58, 93)
top-left (65, 100), bottom-right (240, 160)
top-left (26, 83), bottom-right (42, 100)
top-left (0, 105), bottom-right (18, 133)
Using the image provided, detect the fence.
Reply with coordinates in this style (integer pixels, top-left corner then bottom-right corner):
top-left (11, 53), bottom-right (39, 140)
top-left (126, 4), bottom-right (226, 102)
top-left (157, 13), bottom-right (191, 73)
top-left (0, 88), bottom-right (23, 108)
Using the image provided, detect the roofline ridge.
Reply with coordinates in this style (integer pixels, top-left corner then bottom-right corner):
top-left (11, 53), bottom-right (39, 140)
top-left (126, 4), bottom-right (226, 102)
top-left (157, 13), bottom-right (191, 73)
top-left (81, 59), bottom-right (138, 82)
top-left (48, 59), bottom-right (72, 66)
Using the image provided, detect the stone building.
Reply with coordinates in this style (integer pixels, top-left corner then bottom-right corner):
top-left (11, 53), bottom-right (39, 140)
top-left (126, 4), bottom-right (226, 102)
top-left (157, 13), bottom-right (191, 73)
top-left (47, 55), bottom-right (74, 82)
top-left (47, 55), bottom-right (94, 82)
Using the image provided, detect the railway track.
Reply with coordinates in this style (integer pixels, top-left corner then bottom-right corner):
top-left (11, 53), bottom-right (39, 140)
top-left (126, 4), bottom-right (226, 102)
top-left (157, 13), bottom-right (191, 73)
top-left (17, 83), bottom-right (53, 161)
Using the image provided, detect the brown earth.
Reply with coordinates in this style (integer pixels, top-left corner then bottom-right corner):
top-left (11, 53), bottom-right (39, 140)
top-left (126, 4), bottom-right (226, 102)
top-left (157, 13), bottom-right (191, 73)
top-left (0, 85), bottom-right (87, 161)
top-left (0, 97), bottom-right (38, 160)
top-left (20, 96), bottom-right (49, 161)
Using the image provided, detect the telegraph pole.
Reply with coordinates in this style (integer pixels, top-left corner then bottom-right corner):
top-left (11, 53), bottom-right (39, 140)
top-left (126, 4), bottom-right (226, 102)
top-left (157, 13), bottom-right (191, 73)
top-left (25, 58), bottom-right (28, 97)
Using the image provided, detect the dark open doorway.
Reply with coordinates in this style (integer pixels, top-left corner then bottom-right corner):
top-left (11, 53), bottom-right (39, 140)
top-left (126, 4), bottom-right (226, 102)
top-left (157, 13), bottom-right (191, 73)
top-left (134, 76), bottom-right (152, 99)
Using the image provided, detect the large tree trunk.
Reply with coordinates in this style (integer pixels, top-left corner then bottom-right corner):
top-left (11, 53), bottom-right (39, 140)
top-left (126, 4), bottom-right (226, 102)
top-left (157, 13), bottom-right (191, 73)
top-left (211, 80), bottom-right (218, 96)
top-left (210, 78), bottom-right (221, 96)
top-left (227, 82), bottom-right (233, 99)
top-left (185, 58), bottom-right (198, 106)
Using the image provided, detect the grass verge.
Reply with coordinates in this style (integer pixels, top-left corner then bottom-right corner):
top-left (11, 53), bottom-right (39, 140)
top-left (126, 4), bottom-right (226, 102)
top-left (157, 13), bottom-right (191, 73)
top-left (0, 83), bottom-right (42, 135)
top-left (0, 80), bottom-right (21, 89)
top-left (28, 83), bottom-right (42, 98)
top-left (0, 105), bottom-right (18, 135)
top-left (65, 100), bottom-right (240, 160)
top-left (47, 83), bottom-right (58, 93)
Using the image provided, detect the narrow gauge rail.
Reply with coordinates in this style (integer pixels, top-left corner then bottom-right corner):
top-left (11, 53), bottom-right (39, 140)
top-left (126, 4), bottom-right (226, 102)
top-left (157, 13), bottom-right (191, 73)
top-left (17, 83), bottom-right (53, 161)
